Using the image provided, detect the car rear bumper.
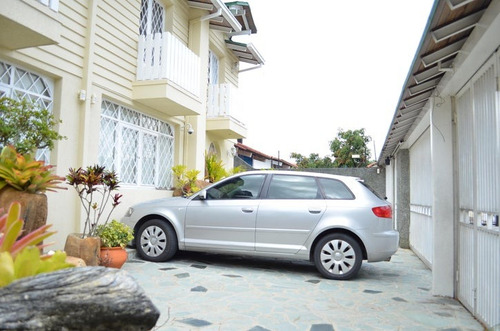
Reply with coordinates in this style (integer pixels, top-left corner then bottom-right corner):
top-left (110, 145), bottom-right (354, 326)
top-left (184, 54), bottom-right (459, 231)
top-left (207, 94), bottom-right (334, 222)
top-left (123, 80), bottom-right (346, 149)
top-left (365, 230), bottom-right (399, 262)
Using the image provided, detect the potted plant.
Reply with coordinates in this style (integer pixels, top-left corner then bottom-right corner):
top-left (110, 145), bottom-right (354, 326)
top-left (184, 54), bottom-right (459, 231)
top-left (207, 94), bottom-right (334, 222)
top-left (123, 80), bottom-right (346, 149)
top-left (64, 165), bottom-right (122, 266)
top-left (96, 220), bottom-right (134, 269)
top-left (0, 96), bottom-right (66, 155)
top-left (0, 146), bottom-right (66, 237)
top-left (0, 202), bottom-right (74, 287)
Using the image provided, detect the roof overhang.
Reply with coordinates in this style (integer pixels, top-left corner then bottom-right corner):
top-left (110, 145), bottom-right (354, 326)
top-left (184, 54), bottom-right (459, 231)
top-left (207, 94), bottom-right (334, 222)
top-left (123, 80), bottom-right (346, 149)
top-left (225, 39), bottom-right (265, 65)
top-left (187, 0), bottom-right (242, 33)
top-left (379, 0), bottom-right (491, 165)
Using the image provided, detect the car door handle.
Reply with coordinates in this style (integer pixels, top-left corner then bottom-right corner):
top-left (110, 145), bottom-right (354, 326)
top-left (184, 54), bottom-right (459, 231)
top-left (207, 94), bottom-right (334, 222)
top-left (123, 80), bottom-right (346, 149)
top-left (242, 207), bottom-right (254, 213)
top-left (308, 208), bottom-right (323, 214)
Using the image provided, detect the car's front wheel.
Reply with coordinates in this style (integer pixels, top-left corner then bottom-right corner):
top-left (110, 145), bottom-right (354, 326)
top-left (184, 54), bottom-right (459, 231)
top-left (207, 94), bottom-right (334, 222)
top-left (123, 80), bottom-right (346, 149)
top-left (136, 219), bottom-right (178, 262)
top-left (314, 233), bottom-right (362, 280)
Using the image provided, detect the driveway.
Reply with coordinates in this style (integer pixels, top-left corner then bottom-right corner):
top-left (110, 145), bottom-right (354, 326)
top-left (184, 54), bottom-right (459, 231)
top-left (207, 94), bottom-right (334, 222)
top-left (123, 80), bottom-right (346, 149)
top-left (122, 249), bottom-right (483, 330)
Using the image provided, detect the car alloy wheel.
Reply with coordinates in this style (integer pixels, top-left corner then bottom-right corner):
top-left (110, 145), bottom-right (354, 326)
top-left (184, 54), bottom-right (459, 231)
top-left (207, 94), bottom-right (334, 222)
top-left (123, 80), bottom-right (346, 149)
top-left (136, 219), bottom-right (177, 262)
top-left (314, 233), bottom-right (362, 280)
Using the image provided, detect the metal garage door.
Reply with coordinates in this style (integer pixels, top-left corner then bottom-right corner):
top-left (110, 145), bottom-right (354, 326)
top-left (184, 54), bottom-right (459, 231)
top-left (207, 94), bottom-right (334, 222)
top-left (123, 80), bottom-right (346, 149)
top-left (455, 52), bottom-right (500, 329)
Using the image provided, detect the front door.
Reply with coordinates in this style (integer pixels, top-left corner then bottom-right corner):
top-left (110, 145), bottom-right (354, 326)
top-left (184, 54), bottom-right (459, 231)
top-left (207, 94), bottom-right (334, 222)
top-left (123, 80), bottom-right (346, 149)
top-left (184, 174), bottom-right (266, 251)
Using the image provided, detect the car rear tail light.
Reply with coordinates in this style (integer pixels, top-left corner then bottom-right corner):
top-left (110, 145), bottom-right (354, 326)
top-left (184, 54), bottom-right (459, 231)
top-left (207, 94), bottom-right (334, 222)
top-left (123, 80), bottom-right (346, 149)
top-left (372, 205), bottom-right (392, 218)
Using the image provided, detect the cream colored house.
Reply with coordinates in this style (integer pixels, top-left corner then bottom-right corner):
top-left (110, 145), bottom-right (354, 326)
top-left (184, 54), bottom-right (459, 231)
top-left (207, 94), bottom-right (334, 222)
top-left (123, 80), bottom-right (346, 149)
top-left (0, 0), bottom-right (264, 249)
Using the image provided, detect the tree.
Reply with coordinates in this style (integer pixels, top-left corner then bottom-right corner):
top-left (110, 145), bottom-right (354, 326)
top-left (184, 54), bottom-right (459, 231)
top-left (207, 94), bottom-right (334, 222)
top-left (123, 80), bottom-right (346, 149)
top-left (329, 128), bottom-right (371, 167)
top-left (290, 152), bottom-right (334, 169)
top-left (0, 97), bottom-right (65, 155)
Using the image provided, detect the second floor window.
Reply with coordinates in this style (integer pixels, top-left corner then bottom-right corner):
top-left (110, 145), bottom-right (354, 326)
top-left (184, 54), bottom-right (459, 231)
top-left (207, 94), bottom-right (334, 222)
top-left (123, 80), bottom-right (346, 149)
top-left (140, 0), bottom-right (164, 36)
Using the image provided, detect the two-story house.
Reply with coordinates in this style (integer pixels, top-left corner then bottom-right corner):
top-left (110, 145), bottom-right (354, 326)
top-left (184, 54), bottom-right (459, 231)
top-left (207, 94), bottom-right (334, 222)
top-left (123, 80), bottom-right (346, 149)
top-left (0, 0), bottom-right (264, 249)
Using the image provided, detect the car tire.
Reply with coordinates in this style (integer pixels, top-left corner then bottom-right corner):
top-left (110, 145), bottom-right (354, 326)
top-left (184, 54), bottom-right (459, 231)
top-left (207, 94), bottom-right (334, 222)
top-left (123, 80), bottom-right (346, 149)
top-left (136, 219), bottom-right (178, 262)
top-left (314, 233), bottom-right (362, 280)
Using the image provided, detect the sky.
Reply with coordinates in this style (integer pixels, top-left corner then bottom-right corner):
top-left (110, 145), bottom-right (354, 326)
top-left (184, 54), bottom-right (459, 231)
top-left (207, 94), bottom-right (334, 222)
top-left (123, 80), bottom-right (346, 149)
top-left (232, 0), bottom-right (435, 163)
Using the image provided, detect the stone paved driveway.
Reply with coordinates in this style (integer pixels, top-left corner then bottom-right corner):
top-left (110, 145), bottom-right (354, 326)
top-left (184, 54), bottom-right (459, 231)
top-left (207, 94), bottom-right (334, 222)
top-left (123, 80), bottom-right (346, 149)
top-left (122, 249), bottom-right (483, 330)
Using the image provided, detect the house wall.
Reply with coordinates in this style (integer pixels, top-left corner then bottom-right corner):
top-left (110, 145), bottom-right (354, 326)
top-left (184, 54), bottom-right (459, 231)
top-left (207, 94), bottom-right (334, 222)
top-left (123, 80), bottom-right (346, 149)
top-left (385, 1), bottom-right (500, 326)
top-left (0, 0), bottom-right (238, 250)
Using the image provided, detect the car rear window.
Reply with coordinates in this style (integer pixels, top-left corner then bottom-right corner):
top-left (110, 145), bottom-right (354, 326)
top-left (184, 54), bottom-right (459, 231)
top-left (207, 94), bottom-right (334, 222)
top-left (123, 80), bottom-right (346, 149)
top-left (317, 178), bottom-right (354, 200)
top-left (267, 175), bottom-right (320, 199)
top-left (359, 181), bottom-right (385, 200)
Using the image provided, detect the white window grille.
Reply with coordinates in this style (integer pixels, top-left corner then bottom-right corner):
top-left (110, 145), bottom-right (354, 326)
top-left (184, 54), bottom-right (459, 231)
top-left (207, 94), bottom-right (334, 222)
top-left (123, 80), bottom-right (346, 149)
top-left (0, 60), bottom-right (54, 163)
top-left (99, 100), bottom-right (174, 189)
top-left (140, 0), bottom-right (164, 36)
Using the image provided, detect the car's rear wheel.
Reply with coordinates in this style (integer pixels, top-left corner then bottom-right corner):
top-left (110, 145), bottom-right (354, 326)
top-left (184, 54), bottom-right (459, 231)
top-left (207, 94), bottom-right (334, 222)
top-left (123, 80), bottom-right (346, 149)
top-left (314, 233), bottom-right (362, 280)
top-left (136, 219), bottom-right (177, 262)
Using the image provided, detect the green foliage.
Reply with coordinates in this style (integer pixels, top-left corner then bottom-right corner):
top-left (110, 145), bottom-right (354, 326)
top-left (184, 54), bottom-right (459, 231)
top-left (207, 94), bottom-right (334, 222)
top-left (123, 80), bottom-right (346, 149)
top-left (0, 202), bottom-right (74, 287)
top-left (205, 153), bottom-right (227, 183)
top-left (0, 145), bottom-right (66, 193)
top-left (290, 152), bottom-right (334, 169)
top-left (329, 128), bottom-right (372, 168)
top-left (172, 165), bottom-right (201, 196)
top-left (66, 165), bottom-right (122, 238)
top-left (96, 219), bottom-right (134, 248)
top-left (0, 97), bottom-right (66, 154)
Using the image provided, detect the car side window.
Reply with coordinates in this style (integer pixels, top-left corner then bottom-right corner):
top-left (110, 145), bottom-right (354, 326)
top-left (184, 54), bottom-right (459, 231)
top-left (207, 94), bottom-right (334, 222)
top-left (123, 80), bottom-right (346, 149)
top-left (267, 175), bottom-right (320, 199)
top-left (206, 175), bottom-right (265, 200)
top-left (318, 178), bottom-right (354, 199)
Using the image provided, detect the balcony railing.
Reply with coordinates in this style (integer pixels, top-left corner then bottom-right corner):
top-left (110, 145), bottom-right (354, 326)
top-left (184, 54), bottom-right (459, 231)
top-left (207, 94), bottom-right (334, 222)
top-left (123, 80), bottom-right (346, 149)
top-left (137, 32), bottom-right (200, 97)
top-left (207, 83), bottom-right (232, 117)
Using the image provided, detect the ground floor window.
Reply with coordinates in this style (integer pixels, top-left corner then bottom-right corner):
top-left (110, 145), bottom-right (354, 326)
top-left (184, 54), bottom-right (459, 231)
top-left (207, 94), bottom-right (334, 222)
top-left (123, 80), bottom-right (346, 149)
top-left (0, 60), bottom-right (54, 162)
top-left (99, 100), bottom-right (174, 189)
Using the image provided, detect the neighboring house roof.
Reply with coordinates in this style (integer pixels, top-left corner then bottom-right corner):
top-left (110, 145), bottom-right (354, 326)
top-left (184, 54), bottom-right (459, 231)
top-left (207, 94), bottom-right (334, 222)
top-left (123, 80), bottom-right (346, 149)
top-left (235, 142), bottom-right (296, 167)
top-left (379, 0), bottom-right (491, 165)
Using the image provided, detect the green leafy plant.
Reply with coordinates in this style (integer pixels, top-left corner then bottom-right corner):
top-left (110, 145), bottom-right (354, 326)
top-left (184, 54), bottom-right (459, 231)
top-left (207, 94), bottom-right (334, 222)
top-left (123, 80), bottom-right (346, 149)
top-left (0, 97), bottom-right (66, 155)
top-left (96, 219), bottom-right (134, 248)
top-left (172, 165), bottom-right (201, 196)
top-left (205, 152), bottom-right (243, 183)
top-left (0, 145), bottom-right (66, 193)
top-left (66, 165), bottom-right (122, 238)
top-left (0, 202), bottom-right (74, 287)
top-left (205, 152), bottom-right (227, 183)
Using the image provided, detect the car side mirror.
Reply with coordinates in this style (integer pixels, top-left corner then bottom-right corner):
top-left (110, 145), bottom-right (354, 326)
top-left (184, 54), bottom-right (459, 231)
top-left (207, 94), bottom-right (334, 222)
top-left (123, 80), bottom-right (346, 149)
top-left (197, 190), bottom-right (207, 200)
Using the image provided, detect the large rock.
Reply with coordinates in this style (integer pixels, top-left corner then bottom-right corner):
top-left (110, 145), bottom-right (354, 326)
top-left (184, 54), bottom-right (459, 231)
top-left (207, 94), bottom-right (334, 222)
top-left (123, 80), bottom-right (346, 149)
top-left (0, 267), bottom-right (160, 330)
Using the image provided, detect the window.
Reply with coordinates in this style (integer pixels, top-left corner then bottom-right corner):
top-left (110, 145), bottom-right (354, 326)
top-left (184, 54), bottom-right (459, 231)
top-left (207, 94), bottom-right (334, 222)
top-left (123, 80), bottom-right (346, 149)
top-left (318, 178), bottom-right (354, 199)
top-left (206, 175), bottom-right (265, 200)
top-left (0, 60), bottom-right (54, 163)
top-left (99, 100), bottom-right (174, 189)
top-left (139, 0), bottom-right (164, 36)
top-left (267, 175), bottom-right (320, 199)
top-left (208, 50), bottom-right (219, 85)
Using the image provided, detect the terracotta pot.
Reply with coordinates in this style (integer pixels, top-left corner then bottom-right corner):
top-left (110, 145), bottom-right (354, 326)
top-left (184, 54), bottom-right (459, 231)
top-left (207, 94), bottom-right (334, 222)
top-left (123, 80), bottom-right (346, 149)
top-left (0, 187), bottom-right (47, 238)
top-left (100, 247), bottom-right (128, 269)
top-left (64, 233), bottom-right (101, 266)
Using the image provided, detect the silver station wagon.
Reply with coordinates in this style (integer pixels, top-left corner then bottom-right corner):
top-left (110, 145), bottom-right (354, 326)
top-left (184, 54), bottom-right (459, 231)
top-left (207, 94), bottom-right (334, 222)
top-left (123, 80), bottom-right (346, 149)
top-left (122, 170), bottom-right (399, 280)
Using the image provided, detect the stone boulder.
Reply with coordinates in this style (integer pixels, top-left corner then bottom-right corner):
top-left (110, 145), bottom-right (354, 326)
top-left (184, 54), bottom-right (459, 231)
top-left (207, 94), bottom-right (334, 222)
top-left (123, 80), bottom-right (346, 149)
top-left (0, 267), bottom-right (160, 330)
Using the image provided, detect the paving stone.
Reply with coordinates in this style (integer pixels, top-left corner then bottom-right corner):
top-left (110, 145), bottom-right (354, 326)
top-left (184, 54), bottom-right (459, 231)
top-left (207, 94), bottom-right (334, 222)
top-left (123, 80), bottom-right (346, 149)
top-left (191, 286), bottom-right (207, 292)
top-left (122, 249), bottom-right (483, 331)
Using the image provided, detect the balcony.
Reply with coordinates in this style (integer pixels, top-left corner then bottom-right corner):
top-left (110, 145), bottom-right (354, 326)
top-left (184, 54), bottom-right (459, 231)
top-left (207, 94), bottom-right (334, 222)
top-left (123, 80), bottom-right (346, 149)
top-left (132, 32), bottom-right (202, 116)
top-left (0, 0), bottom-right (61, 50)
top-left (206, 84), bottom-right (247, 139)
